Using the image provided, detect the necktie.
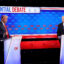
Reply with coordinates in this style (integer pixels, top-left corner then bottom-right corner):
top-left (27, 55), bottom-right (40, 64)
top-left (4, 24), bottom-right (9, 38)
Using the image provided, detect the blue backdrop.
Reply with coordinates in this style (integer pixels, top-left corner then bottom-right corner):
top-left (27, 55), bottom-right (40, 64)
top-left (0, 10), bottom-right (63, 35)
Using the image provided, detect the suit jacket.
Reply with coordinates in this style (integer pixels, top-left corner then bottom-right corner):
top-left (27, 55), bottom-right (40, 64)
top-left (57, 23), bottom-right (64, 37)
top-left (0, 22), bottom-right (10, 40)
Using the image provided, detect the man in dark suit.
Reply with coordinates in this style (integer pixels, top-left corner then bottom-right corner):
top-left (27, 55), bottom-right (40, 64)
top-left (57, 16), bottom-right (64, 64)
top-left (57, 16), bottom-right (64, 44)
top-left (0, 15), bottom-right (10, 64)
top-left (57, 16), bottom-right (64, 63)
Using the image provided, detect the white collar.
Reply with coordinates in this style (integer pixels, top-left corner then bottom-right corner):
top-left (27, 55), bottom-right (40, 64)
top-left (1, 21), bottom-right (5, 26)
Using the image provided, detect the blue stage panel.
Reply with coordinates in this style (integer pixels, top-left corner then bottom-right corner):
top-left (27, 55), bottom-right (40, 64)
top-left (0, 10), bottom-right (63, 35)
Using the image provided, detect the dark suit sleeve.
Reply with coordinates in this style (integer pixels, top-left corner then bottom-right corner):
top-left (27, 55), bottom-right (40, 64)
top-left (0, 23), bottom-right (5, 39)
top-left (57, 24), bottom-right (62, 45)
top-left (57, 24), bottom-right (61, 37)
top-left (0, 22), bottom-right (11, 39)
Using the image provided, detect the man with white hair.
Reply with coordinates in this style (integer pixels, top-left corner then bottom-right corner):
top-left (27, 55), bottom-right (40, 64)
top-left (57, 16), bottom-right (64, 44)
top-left (0, 15), bottom-right (10, 64)
top-left (57, 16), bottom-right (64, 64)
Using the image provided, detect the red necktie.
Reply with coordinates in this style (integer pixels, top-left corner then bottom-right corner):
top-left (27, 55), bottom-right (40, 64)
top-left (4, 24), bottom-right (9, 38)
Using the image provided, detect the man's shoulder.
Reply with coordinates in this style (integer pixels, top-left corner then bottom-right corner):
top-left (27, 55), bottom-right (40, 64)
top-left (58, 23), bottom-right (62, 26)
top-left (0, 22), bottom-right (3, 27)
top-left (0, 22), bottom-right (2, 25)
top-left (0, 22), bottom-right (2, 24)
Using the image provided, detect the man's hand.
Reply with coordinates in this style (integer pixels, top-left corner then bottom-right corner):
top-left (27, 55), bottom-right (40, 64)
top-left (6, 32), bottom-right (8, 35)
top-left (3, 32), bottom-right (8, 37)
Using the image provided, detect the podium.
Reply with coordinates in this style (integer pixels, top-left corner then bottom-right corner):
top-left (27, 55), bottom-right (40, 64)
top-left (60, 35), bottom-right (64, 64)
top-left (4, 36), bottom-right (22, 64)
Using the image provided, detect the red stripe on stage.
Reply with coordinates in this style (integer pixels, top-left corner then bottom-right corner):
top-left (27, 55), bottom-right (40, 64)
top-left (11, 35), bottom-right (60, 50)
top-left (21, 40), bottom-right (60, 50)
top-left (22, 35), bottom-right (58, 39)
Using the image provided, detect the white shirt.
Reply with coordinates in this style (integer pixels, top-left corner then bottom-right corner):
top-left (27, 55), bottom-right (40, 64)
top-left (63, 23), bottom-right (64, 26)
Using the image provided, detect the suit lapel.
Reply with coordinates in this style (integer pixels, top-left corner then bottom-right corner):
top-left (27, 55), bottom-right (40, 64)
top-left (0, 22), bottom-right (6, 32)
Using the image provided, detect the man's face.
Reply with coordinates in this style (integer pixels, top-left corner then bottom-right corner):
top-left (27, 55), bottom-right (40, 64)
top-left (62, 16), bottom-right (64, 23)
top-left (2, 16), bottom-right (8, 23)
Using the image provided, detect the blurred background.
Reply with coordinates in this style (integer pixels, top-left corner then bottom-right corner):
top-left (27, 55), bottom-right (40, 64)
top-left (0, 0), bottom-right (64, 64)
